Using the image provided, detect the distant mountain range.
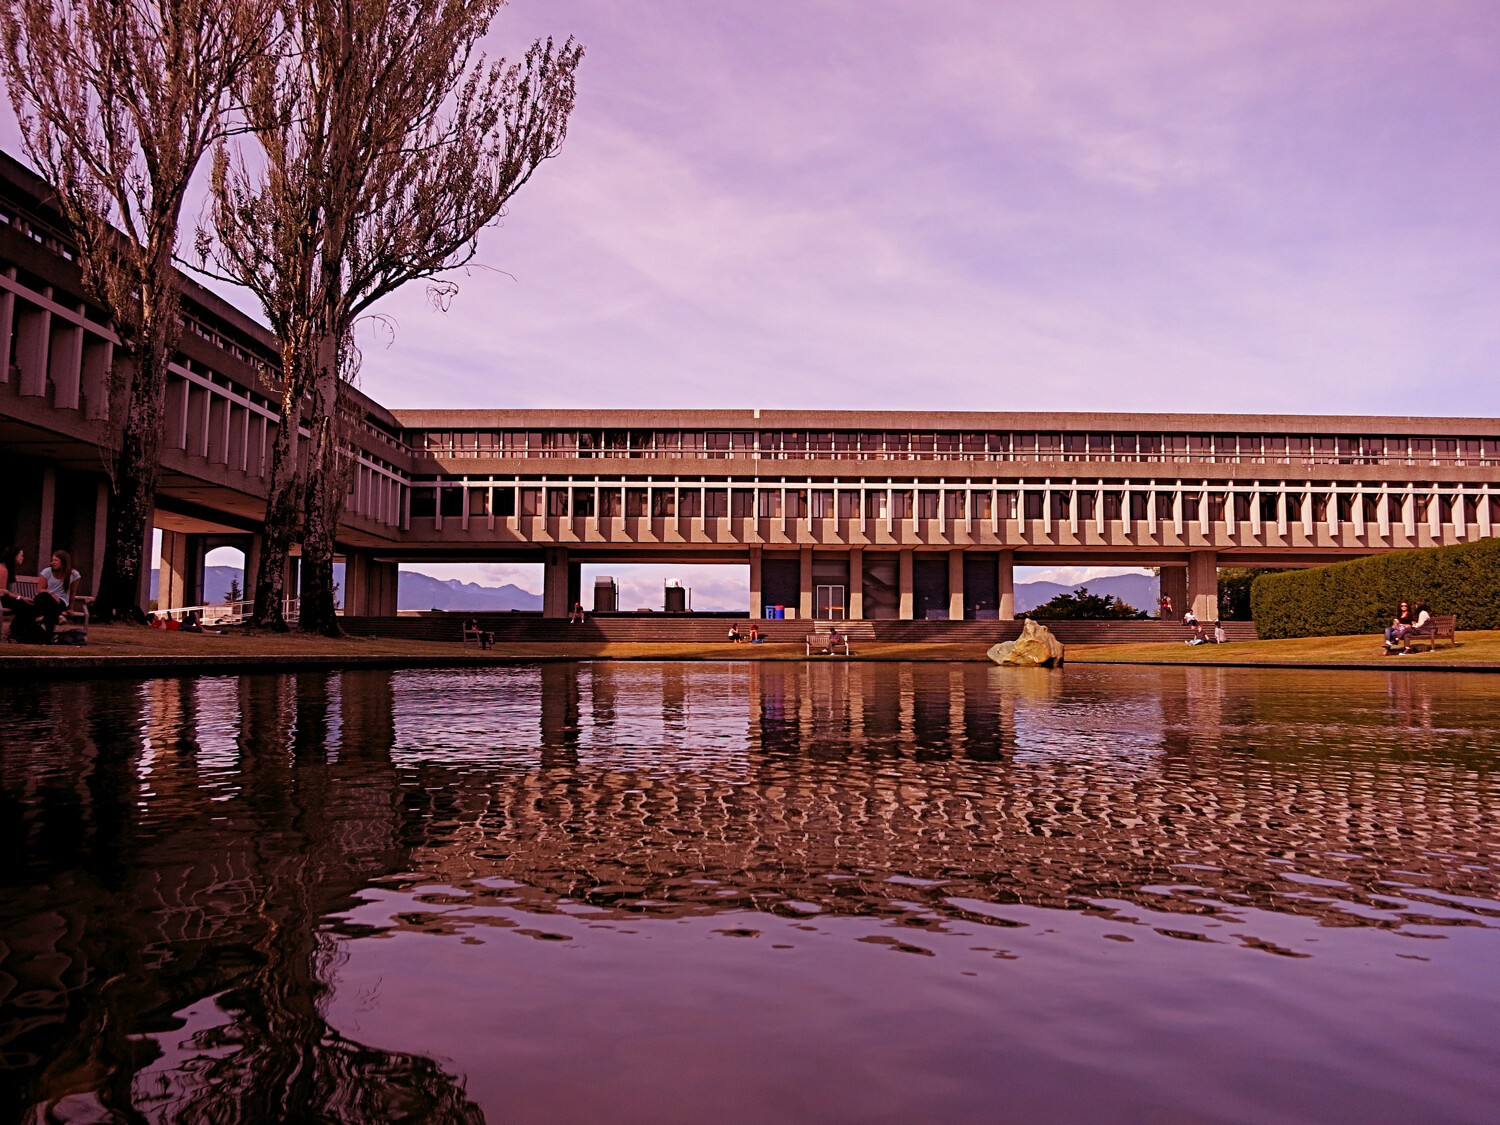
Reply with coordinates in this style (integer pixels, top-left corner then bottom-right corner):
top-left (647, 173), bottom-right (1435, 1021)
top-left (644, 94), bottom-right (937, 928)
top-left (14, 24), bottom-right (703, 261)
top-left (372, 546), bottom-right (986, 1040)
top-left (1015, 573), bottom-right (1157, 614)
top-left (397, 572), bottom-right (541, 612)
top-left (150, 567), bottom-right (1155, 616)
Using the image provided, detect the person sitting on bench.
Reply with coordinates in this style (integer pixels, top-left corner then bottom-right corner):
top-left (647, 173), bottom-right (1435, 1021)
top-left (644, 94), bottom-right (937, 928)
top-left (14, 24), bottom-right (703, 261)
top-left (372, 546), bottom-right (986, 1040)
top-left (1384, 601), bottom-right (1414, 652)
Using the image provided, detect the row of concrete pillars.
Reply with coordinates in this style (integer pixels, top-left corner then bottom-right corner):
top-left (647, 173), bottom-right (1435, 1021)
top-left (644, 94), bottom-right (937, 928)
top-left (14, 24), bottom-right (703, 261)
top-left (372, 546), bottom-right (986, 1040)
top-left (537, 547), bottom-right (1222, 621)
top-left (156, 529), bottom-right (401, 616)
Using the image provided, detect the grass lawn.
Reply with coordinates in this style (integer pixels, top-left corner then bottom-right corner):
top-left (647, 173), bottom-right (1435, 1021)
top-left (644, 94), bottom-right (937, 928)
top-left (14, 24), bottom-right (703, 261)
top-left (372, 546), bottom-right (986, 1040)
top-left (0, 622), bottom-right (995, 664)
top-left (1068, 629), bottom-right (1500, 667)
top-left (5, 623), bottom-right (1496, 671)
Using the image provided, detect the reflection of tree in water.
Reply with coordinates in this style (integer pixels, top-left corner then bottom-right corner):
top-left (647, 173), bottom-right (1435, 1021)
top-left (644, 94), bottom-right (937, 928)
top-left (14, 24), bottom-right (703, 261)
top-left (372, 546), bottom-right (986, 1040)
top-left (0, 673), bottom-right (483, 1124)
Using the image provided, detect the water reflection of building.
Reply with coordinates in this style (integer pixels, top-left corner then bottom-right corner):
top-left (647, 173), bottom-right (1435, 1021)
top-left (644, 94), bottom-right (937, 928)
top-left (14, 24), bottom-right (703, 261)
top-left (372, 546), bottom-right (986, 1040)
top-left (2, 666), bottom-right (1496, 1118)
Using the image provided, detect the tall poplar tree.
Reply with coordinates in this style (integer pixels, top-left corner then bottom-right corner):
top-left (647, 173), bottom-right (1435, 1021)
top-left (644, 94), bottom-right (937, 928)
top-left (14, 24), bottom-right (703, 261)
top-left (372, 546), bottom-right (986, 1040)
top-left (203, 0), bottom-right (581, 633)
top-left (1, 0), bottom-right (273, 619)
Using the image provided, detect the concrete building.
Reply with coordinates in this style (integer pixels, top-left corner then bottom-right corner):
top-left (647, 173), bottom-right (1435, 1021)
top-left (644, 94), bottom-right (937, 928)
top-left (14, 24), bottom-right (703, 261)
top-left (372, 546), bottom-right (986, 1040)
top-left (2, 153), bottom-right (1498, 623)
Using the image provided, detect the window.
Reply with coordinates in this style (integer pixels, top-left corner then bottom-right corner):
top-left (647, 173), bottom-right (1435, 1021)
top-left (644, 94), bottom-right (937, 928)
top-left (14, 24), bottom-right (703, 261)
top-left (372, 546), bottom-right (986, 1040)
top-left (944, 491), bottom-right (964, 519)
top-left (858, 432), bottom-right (883, 452)
top-left (1208, 493), bottom-right (1225, 522)
top-left (997, 491), bottom-right (1018, 519)
top-left (654, 431), bottom-right (681, 452)
top-left (834, 432), bottom-right (857, 454)
top-left (705, 432), bottom-right (731, 458)
top-left (837, 490), bottom-right (859, 519)
top-left (758, 431), bottom-right (781, 456)
top-left (1088, 433), bottom-right (1112, 457)
top-left (911, 433), bottom-right (935, 457)
top-left (411, 488), bottom-right (436, 518)
top-left (495, 488), bottom-right (516, 517)
top-left (917, 490), bottom-right (940, 519)
top-left (1012, 433), bottom-right (1035, 459)
top-left (782, 432), bottom-right (807, 456)
top-left (809, 433), bottom-right (834, 455)
top-left (810, 490), bottom-right (834, 518)
top-left (439, 487), bottom-right (463, 517)
top-left (1024, 491), bottom-right (1043, 520)
top-left (679, 490), bottom-right (702, 517)
top-left (629, 431), bottom-right (653, 455)
top-left (1233, 493), bottom-right (1251, 521)
top-left (1188, 434), bottom-right (1211, 458)
top-left (936, 433), bottom-right (960, 456)
top-left (1112, 433), bottom-right (1137, 459)
top-left (1063, 433), bottom-right (1086, 458)
top-left (1103, 491), bottom-right (1121, 520)
top-left (1050, 491), bottom-right (1069, 520)
top-left (962, 433), bottom-right (986, 455)
top-left (1155, 491), bottom-right (1175, 520)
top-left (865, 490), bottom-right (888, 519)
top-left (1182, 493), bottom-right (1199, 521)
top-left (600, 489), bottom-right (622, 517)
top-left (759, 490), bottom-right (782, 518)
top-left (1313, 493), bottom-right (1330, 522)
top-left (1239, 435), bottom-right (1264, 462)
top-left (1077, 491), bottom-right (1096, 520)
top-left (1038, 433), bottom-right (1062, 458)
top-left (651, 490), bottom-right (675, 517)
top-left (468, 488), bottom-right (489, 516)
top-left (787, 489), bottom-right (807, 518)
top-left (626, 488), bottom-right (648, 517)
top-left (971, 491), bottom-right (992, 519)
top-left (573, 489), bottom-right (596, 517)
top-left (682, 432), bottom-right (705, 455)
top-left (730, 489), bottom-right (755, 517)
top-left (733, 432), bottom-right (755, 454)
top-left (1130, 492), bottom-right (1148, 521)
top-left (885, 431), bottom-right (910, 454)
top-left (705, 489), bottom-right (728, 518)
top-left (520, 488), bottom-right (541, 516)
top-left (891, 490), bottom-right (913, 519)
top-left (1260, 493), bottom-right (1278, 522)
top-left (1166, 434), bottom-right (1188, 461)
top-left (1337, 494), bottom-right (1354, 521)
top-left (547, 488), bottom-right (570, 517)
top-left (1140, 434), bottom-right (1163, 459)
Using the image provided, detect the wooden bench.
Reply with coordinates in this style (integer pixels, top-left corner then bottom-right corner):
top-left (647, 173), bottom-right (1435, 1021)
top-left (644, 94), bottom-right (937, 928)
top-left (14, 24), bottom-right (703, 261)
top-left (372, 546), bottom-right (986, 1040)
top-left (461, 623), bottom-right (493, 648)
top-left (1401, 614), bottom-right (1457, 653)
top-left (805, 632), bottom-right (852, 657)
top-left (1, 575), bottom-right (39, 641)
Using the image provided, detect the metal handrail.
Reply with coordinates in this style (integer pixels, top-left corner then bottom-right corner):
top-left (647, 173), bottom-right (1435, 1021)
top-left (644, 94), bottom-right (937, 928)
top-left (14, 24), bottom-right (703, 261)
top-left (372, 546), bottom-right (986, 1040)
top-left (156, 598), bottom-right (302, 625)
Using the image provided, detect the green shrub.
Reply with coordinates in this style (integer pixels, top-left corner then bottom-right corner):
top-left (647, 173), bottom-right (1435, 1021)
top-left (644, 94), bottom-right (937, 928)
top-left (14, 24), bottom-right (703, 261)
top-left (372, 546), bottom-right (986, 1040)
top-left (1250, 538), bottom-right (1500, 638)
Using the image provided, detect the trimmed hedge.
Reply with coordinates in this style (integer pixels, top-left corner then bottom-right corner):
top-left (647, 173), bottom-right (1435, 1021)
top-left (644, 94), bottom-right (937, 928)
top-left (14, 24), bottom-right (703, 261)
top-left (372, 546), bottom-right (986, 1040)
top-left (1250, 538), bottom-right (1500, 638)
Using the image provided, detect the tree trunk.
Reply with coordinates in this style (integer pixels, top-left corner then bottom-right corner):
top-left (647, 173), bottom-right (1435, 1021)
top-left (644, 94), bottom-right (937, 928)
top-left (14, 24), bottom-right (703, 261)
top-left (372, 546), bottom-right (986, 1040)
top-left (92, 281), bottom-right (175, 621)
top-left (297, 333), bottom-right (345, 637)
top-left (251, 343), bottom-right (310, 630)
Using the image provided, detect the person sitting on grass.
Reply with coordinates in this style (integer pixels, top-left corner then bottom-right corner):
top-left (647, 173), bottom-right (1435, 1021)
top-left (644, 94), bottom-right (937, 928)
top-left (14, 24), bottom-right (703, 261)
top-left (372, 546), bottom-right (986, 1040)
top-left (1383, 601), bottom-right (1413, 653)
top-left (1213, 623), bottom-right (1227, 645)
top-left (1185, 622), bottom-right (1208, 646)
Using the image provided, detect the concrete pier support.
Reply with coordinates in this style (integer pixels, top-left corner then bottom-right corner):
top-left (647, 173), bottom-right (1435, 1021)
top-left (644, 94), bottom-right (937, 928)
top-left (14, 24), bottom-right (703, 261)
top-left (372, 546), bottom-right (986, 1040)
top-left (799, 546), bottom-right (813, 621)
top-left (344, 550), bottom-right (399, 616)
top-left (948, 550), bottom-right (964, 622)
top-left (158, 530), bottom-right (205, 610)
top-left (542, 547), bottom-right (571, 618)
top-left (997, 550), bottom-right (1014, 620)
top-left (748, 545), bottom-right (762, 619)
top-left (1160, 565), bottom-right (1187, 620)
top-left (1188, 550), bottom-right (1218, 623)
top-left (849, 547), bottom-right (864, 620)
top-left (898, 549), bottom-right (914, 620)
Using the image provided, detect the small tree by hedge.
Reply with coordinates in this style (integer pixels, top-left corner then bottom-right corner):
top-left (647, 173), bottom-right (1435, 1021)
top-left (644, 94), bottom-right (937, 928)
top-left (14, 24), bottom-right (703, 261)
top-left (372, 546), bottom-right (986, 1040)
top-left (1250, 539), bottom-right (1500, 638)
top-left (1026, 587), bottom-right (1148, 620)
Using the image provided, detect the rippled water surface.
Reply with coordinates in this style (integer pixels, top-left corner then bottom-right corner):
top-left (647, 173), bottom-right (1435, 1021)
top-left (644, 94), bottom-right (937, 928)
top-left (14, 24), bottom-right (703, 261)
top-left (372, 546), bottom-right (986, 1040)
top-left (2, 663), bottom-right (1499, 1124)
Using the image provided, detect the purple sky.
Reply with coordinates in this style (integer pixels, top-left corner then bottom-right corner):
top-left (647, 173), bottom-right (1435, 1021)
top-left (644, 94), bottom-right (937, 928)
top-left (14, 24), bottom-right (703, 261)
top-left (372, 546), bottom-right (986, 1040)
top-left (349, 0), bottom-right (1500, 417)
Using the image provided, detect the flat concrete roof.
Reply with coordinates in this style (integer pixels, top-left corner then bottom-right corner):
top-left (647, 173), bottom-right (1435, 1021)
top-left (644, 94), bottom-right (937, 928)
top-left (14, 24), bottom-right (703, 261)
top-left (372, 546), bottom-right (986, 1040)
top-left (391, 409), bottom-right (1500, 434)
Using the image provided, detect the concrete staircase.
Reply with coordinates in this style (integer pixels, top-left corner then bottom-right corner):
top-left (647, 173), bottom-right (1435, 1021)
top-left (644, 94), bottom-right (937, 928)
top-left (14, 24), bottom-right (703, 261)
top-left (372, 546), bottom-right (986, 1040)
top-left (340, 613), bottom-right (1258, 646)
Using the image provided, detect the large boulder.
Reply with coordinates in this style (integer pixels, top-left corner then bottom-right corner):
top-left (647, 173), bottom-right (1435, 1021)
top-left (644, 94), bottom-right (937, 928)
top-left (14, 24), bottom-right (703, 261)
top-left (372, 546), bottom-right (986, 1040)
top-left (987, 619), bottom-right (1065, 667)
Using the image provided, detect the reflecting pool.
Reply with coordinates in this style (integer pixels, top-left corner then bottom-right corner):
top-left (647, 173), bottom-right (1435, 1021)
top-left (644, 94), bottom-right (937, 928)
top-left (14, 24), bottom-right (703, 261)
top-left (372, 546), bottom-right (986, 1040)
top-left (2, 663), bottom-right (1498, 1123)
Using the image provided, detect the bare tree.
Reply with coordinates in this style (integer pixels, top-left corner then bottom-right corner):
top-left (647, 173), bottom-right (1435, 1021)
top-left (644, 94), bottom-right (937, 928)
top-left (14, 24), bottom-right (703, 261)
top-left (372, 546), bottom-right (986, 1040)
top-left (1, 0), bottom-right (274, 619)
top-left (202, 1), bottom-right (581, 633)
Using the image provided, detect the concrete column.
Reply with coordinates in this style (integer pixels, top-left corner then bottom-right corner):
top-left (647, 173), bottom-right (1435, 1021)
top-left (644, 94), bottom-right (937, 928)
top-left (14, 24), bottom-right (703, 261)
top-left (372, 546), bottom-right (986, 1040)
top-left (159, 530), bottom-right (187, 609)
top-left (948, 549), bottom-right (964, 621)
top-left (997, 549), bottom-right (1014, 620)
top-left (1160, 565), bottom-right (1187, 620)
top-left (1188, 551), bottom-right (1217, 622)
top-left (849, 547), bottom-right (863, 620)
top-left (542, 548), bottom-right (570, 618)
top-left (798, 545), bottom-right (813, 621)
top-left (89, 479), bottom-right (108, 597)
top-left (748, 545), bottom-right (762, 618)
top-left (245, 534), bottom-right (264, 603)
top-left (344, 552), bottom-right (367, 616)
top-left (898, 548), bottom-right (914, 620)
top-left (36, 466), bottom-right (55, 572)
